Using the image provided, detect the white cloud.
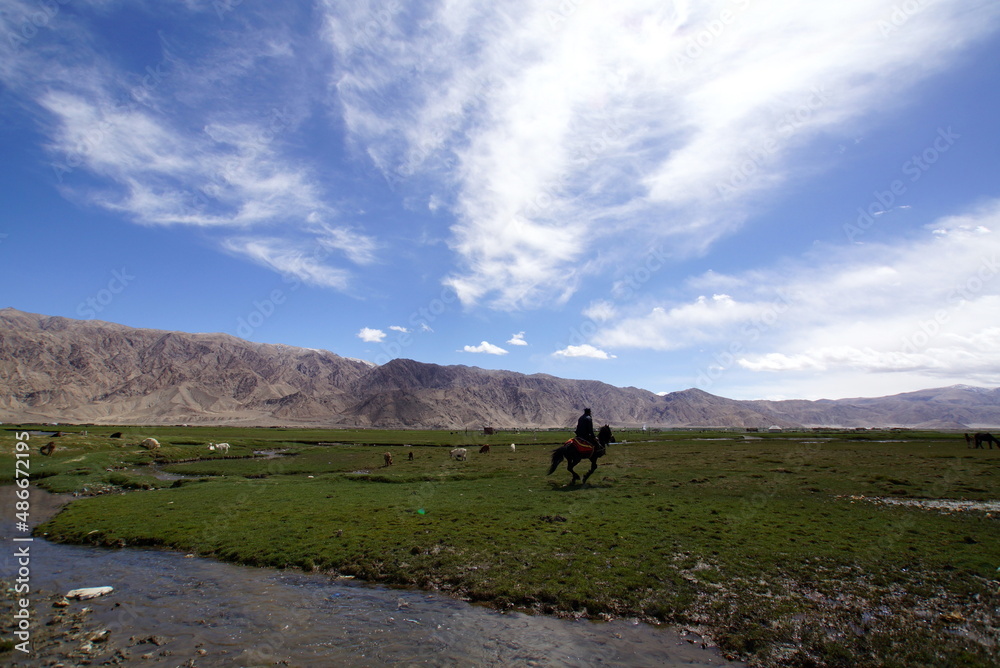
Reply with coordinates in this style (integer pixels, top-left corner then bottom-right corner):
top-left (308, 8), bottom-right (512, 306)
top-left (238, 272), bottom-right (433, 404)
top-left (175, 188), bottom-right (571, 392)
top-left (596, 293), bottom-right (781, 351)
top-left (507, 331), bottom-right (528, 346)
top-left (313, 222), bottom-right (379, 266)
top-left (223, 237), bottom-right (351, 289)
top-left (39, 88), bottom-right (326, 229)
top-left (0, 4), bottom-right (373, 293)
top-left (603, 200), bottom-right (1000, 389)
top-left (323, 0), bottom-right (1000, 310)
top-left (389, 325), bottom-right (409, 333)
top-left (583, 300), bottom-right (617, 323)
top-left (552, 344), bottom-right (617, 360)
top-left (357, 327), bottom-right (386, 342)
top-left (462, 341), bottom-right (508, 355)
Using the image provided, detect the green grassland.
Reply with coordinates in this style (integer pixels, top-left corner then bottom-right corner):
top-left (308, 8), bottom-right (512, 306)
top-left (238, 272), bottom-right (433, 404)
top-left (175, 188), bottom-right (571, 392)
top-left (2, 425), bottom-right (998, 667)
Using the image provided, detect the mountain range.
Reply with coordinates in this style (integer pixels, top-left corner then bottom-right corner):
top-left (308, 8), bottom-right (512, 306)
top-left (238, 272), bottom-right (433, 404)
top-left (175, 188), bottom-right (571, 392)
top-left (1, 308), bottom-right (998, 430)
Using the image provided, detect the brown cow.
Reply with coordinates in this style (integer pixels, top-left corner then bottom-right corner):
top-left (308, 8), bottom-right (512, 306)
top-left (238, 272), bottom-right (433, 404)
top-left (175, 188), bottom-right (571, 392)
top-left (383, 452), bottom-right (393, 466)
top-left (40, 441), bottom-right (56, 456)
top-left (479, 444), bottom-right (490, 454)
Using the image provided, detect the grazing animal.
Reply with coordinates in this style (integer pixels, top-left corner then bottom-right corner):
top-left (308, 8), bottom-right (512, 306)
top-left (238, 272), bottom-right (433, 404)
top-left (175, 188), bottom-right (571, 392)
top-left (974, 432), bottom-right (999, 449)
top-left (479, 444), bottom-right (490, 454)
top-left (383, 452), bottom-right (393, 466)
top-left (964, 433), bottom-right (973, 448)
top-left (109, 432), bottom-right (123, 439)
top-left (450, 447), bottom-right (468, 461)
top-left (40, 441), bottom-right (56, 456)
top-left (547, 424), bottom-right (615, 485)
top-left (483, 426), bottom-right (495, 435)
top-left (140, 438), bottom-right (160, 450)
top-left (407, 451), bottom-right (414, 461)
top-left (211, 442), bottom-right (230, 454)
top-left (510, 443), bottom-right (516, 452)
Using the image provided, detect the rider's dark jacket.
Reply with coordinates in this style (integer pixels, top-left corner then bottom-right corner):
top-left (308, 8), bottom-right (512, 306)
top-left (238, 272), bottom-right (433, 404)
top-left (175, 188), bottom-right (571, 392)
top-left (575, 411), bottom-right (597, 445)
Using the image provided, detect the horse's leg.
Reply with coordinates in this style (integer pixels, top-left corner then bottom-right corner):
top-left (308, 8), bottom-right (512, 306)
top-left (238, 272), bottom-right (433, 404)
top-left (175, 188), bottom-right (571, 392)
top-left (566, 456), bottom-right (581, 484)
top-left (582, 457), bottom-right (598, 484)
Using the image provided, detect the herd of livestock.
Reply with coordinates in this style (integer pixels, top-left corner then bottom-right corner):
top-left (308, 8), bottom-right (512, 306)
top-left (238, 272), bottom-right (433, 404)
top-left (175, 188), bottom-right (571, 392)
top-left (382, 443), bottom-right (516, 466)
top-left (33, 431), bottom-right (999, 461)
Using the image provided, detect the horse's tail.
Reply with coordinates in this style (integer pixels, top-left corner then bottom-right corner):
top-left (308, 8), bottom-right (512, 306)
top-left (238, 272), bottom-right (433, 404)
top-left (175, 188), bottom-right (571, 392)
top-left (547, 446), bottom-right (565, 475)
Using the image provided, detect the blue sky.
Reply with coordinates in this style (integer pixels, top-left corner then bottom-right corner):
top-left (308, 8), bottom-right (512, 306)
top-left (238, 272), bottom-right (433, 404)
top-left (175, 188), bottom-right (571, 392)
top-left (2, 0), bottom-right (999, 401)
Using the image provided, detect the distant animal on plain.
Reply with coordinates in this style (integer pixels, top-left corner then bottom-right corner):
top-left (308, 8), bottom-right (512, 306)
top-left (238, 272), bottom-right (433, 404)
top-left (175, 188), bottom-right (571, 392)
top-left (547, 424), bottom-right (615, 485)
top-left (511, 443), bottom-right (516, 452)
top-left (964, 433), bottom-right (973, 447)
top-left (479, 444), bottom-right (490, 454)
top-left (974, 432), bottom-right (999, 449)
top-left (384, 452), bottom-right (393, 466)
top-left (209, 442), bottom-right (230, 454)
top-left (407, 451), bottom-right (414, 461)
top-left (140, 438), bottom-right (160, 450)
top-left (40, 441), bottom-right (56, 456)
top-left (109, 432), bottom-right (123, 439)
top-left (450, 447), bottom-right (468, 461)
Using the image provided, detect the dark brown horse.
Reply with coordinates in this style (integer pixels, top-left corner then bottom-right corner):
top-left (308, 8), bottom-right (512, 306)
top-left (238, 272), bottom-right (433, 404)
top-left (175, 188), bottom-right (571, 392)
top-left (547, 424), bottom-right (614, 485)
top-left (974, 432), bottom-right (999, 449)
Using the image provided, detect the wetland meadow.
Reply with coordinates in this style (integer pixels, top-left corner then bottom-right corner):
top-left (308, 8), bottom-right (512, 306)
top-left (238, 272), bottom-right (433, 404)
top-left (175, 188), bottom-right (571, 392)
top-left (1, 425), bottom-right (998, 666)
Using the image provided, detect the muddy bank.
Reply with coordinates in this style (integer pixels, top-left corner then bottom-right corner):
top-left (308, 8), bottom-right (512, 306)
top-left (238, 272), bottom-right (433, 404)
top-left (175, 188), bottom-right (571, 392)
top-left (1, 486), bottom-right (743, 667)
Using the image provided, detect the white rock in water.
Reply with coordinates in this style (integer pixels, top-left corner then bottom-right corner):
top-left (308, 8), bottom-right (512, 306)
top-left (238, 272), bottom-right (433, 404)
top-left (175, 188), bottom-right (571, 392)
top-left (66, 586), bottom-right (114, 600)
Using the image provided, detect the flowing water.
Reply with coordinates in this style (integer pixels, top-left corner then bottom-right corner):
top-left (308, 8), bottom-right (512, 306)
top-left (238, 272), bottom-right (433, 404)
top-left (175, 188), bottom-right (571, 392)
top-left (2, 486), bottom-right (744, 667)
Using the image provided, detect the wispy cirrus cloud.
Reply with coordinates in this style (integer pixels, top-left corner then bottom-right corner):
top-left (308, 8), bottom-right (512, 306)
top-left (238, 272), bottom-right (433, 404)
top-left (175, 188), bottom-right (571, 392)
top-left (222, 237), bottom-right (351, 289)
top-left (321, 0), bottom-right (1000, 311)
top-left (2, 0), bottom-right (370, 292)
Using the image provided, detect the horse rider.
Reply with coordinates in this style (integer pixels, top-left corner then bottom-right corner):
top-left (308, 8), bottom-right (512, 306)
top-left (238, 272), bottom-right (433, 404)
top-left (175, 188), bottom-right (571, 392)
top-left (575, 407), bottom-right (597, 446)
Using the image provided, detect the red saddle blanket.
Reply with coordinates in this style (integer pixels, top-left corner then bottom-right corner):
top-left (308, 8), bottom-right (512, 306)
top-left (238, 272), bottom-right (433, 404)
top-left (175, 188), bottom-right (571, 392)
top-left (564, 437), bottom-right (595, 454)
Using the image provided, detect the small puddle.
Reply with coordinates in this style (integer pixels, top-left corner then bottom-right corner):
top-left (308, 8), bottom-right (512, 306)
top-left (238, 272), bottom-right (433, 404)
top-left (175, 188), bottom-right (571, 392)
top-left (2, 486), bottom-right (743, 667)
top-left (252, 448), bottom-right (293, 459)
top-left (120, 465), bottom-right (192, 482)
top-left (840, 495), bottom-right (1000, 514)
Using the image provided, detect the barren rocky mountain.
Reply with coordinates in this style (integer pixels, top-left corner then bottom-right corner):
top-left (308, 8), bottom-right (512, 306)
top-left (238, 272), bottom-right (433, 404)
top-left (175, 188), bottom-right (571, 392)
top-left (1, 308), bottom-right (997, 429)
top-left (0, 309), bottom-right (373, 426)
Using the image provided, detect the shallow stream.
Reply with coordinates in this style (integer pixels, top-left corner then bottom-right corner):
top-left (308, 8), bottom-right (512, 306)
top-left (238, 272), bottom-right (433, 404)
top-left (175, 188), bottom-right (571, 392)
top-left (2, 486), bottom-right (743, 667)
